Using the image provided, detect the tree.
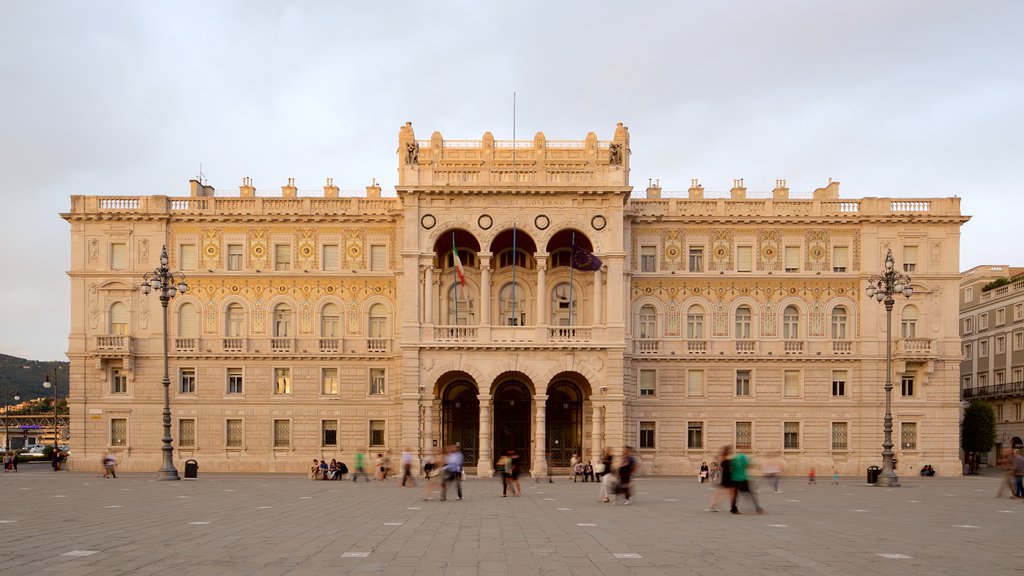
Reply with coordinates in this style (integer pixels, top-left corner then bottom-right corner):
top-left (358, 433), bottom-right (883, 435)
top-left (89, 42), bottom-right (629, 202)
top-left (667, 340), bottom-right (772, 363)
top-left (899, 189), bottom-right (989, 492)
top-left (961, 400), bottom-right (997, 474)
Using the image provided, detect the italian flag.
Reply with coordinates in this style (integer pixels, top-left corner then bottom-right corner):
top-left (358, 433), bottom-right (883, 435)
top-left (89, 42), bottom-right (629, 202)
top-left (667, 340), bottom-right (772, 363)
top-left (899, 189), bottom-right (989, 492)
top-left (452, 237), bottom-right (466, 286)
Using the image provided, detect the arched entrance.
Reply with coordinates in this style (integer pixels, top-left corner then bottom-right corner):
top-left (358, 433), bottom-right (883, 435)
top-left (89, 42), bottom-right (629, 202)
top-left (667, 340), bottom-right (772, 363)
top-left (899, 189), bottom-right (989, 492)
top-left (546, 381), bottom-right (584, 467)
top-left (493, 380), bottom-right (532, 469)
top-left (441, 381), bottom-right (479, 464)
top-left (1013, 437), bottom-right (1023, 454)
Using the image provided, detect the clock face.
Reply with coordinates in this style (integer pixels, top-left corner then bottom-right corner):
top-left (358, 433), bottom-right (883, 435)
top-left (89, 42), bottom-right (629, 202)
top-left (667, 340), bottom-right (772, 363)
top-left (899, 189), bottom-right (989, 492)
top-left (420, 214), bottom-right (436, 230)
top-left (535, 215), bottom-right (550, 230)
top-left (591, 215), bottom-right (606, 230)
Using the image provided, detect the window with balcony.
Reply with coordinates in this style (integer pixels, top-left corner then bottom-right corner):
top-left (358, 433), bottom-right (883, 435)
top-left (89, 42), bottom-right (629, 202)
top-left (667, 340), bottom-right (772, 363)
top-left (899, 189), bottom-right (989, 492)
top-left (638, 369), bottom-right (656, 397)
top-left (322, 244), bottom-right (339, 271)
top-left (111, 367), bottom-right (127, 394)
top-left (227, 244), bottom-right (243, 271)
top-left (687, 422), bottom-right (704, 450)
top-left (979, 373), bottom-right (989, 386)
top-left (321, 303), bottom-right (340, 338)
top-left (110, 242), bottom-right (127, 270)
top-left (783, 305), bottom-right (800, 339)
top-left (370, 368), bottom-right (386, 395)
top-left (322, 367), bottom-right (338, 395)
top-left (686, 305), bottom-right (705, 339)
top-left (784, 370), bottom-right (800, 397)
top-left (831, 422), bottom-right (848, 450)
top-left (369, 304), bottom-right (388, 339)
top-left (273, 419), bottom-right (290, 447)
top-left (832, 246), bottom-right (848, 273)
top-left (274, 244), bottom-right (291, 271)
top-left (273, 304), bottom-right (292, 337)
top-left (226, 419), bottom-right (243, 447)
top-left (179, 244), bottom-right (197, 271)
top-left (499, 283), bottom-right (526, 326)
top-left (831, 306), bottom-right (848, 340)
top-left (783, 422), bottom-right (800, 449)
top-left (179, 367), bottom-right (196, 394)
top-left (178, 418), bottom-right (195, 447)
top-left (784, 246), bottom-right (800, 272)
top-left (900, 422), bottom-right (917, 450)
top-left (636, 305), bottom-right (657, 339)
top-left (832, 370), bottom-right (847, 397)
top-left (735, 306), bottom-right (752, 339)
top-left (110, 418), bottom-right (127, 446)
top-left (688, 247), bottom-right (704, 272)
top-left (1015, 368), bottom-right (1024, 383)
top-left (227, 368), bottom-right (244, 395)
top-left (447, 284), bottom-right (477, 326)
top-left (369, 420), bottom-right (386, 447)
top-left (736, 246), bottom-right (752, 272)
top-left (109, 302), bottom-right (129, 335)
top-left (902, 246), bottom-right (918, 272)
top-left (322, 420), bottom-right (338, 446)
top-left (640, 245), bottom-right (657, 272)
top-left (274, 367), bottom-right (291, 395)
top-left (995, 370), bottom-right (1005, 385)
top-left (901, 305), bottom-right (918, 338)
top-left (178, 302), bottom-right (199, 338)
top-left (639, 421), bottom-right (656, 449)
top-left (549, 283), bottom-right (576, 327)
top-left (901, 375), bottom-right (915, 397)
top-left (736, 370), bottom-right (751, 397)
top-left (687, 370), bottom-right (704, 397)
top-left (735, 422), bottom-right (752, 450)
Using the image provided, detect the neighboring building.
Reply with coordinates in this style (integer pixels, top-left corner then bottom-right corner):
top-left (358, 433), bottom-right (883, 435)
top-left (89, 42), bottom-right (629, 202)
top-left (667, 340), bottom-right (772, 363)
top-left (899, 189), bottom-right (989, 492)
top-left (63, 123), bottom-right (969, 475)
top-left (960, 265), bottom-right (1024, 461)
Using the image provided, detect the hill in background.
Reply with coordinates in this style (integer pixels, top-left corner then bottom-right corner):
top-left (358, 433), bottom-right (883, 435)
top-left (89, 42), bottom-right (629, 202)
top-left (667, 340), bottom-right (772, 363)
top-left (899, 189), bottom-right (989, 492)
top-left (0, 353), bottom-right (69, 405)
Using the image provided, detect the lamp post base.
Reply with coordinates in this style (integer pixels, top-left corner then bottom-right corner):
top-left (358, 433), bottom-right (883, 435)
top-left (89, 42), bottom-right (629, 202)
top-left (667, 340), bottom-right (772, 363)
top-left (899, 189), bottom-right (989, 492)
top-left (156, 467), bottom-right (181, 481)
top-left (876, 473), bottom-right (900, 488)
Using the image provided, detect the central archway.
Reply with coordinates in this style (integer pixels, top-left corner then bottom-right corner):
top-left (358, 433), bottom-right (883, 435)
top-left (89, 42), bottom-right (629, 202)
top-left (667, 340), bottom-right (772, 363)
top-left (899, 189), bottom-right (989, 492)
top-left (492, 380), bottom-right (532, 469)
top-left (441, 381), bottom-right (479, 464)
top-left (546, 381), bottom-right (584, 467)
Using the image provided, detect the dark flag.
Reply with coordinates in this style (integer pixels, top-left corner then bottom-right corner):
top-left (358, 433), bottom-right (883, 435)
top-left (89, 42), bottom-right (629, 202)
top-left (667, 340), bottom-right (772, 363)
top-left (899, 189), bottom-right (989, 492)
top-left (571, 245), bottom-right (603, 271)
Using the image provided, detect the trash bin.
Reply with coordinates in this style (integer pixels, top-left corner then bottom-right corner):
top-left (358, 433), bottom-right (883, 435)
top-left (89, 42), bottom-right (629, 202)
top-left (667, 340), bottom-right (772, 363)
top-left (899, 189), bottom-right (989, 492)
top-left (184, 459), bottom-right (199, 480)
top-left (866, 465), bottom-right (882, 484)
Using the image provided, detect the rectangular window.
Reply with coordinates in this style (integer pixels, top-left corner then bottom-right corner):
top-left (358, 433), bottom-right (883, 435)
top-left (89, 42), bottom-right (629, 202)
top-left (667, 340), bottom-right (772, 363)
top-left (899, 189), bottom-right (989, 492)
top-left (274, 367), bottom-right (291, 395)
top-left (979, 340), bottom-right (988, 358)
top-left (783, 422), bottom-right (800, 450)
top-left (110, 242), bottom-right (127, 270)
top-left (996, 370), bottom-right (1005, 385)
top-left (996, 308), bottom-right (1006, 326)
top-left (832, 370), bottom-right (847, 397)
top-left (111, 367), bottom-right (127, 394)
top-left (902, 245), bottom-right (918, 272)
top-left (322, 420), bottom-right (338, 447)
top-left (832, 246), bottom-right (848, 273)
top-left (687, 370), bottom-right (704, 396)
top-left (273, 419), bottom-right (290, 447)
top-left (979, 313), bottom-right (989, 330)
top-left (901, 375), bottom-right (915, 397)
top-left (369, 420), bottom-right (385, 447)
top-left (784, 246), bottom-right (800, 272)
top-left (370, 244), bottom-right (387, 271)
top-left (322, 367), bottom-right (338, 395)
top-left (964, 287), bottom-right (974, 303)
top-left (639, 421), bottom-right (656, 449)
top-left (226, 419), bottom-right (243, 447)
top-left (274, 244), bottom-right (291, 271)
top-left (735, 370), bottom-right (751, 397)
top-left (227, 368), bottom-right (244, 395)
top-left (996, 336), bottom-right (1006, 355)
top-left (322, 244), bottom-right (339, 271)
top-left (179, 367), bottom-right (196, 394)
top-left (179, 244), bottom-right (198, 271)
top-left (1015, 331), bottom-right (1024, 351)
top-left (736, 246), bottom-right (752, 272)
top-left (735, 422), bottom-right (752, 450)
top-left (687, 422), bottom-right (704, 450)
top-left (964, 317), bottom-right (973, 334)
top-left (227, 244), bottom-right (243, 271)
top-left (963, 375), bottom-right (972, 389)
top-left (688, 247), bottom-right (704, 272)
top-left (831, 422), bottom-right (848, 450)
top-left (900, 422), bottom-right (917, 450)
top-left (639, 369), bottom-right (656, 397)
top-left (110, 418), bottom-right (127, 446)
top-left (783, 370), bottom-right (800, 397)
top-left (640, 245), bottom-right (657, 272)
top-left (996, 404), bottom-right (1004, 421)
top-left (178, 418), bottom-right (195, 447)
top-left (370, 368), bottom-right (386, 395)
top-left (1015, 303), bottom-right (1024, 321)
top-left (1013, 368), bottom-right (1023, 382)
top-left (1016, 403), bottom-right (1022, 422)
top-left (964, 342), bottom-right (972, 360)
top-left (979, 373), bottom-right (989, 386)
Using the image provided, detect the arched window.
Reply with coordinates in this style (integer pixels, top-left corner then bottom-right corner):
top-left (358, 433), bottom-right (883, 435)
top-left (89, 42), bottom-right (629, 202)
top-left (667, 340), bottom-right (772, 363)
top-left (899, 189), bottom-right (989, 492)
top-left (273, 303), bottom-right (292, 337)
top-left (499, 283), bottom-right (527, 326)
top-left (109, 302), bottom-right (128, 335)
top-left (637, 304), bottom-right (657, 339)
top-left (178, 302), bottom-right (199, 338)
top-left (901, 305), bottom-right (918, 338)
top-left (369, 303), bottom-right (388, 338)
top-left (321, 303), bottom-right (340, 338)
top-left (550, 283), bottom-right (577, 326)
top-left (447, 285), bottom-right (476, 326)
top-left (831, 306), bottom-right (848, 340)
top-left (225, 303), bottom-right (245, 337)
top-left (686, 305), bottom-right (704, 339)
top-left (735, 305), bottom-right (752, 339)
top-left (496, 248), bottom-right (534, 270)
top-left (549, 248), bottom-right (572, 268)
top-left (783, 305), bottom-right (800, 339)
top-left (442, 249), bottom-right (476, 270)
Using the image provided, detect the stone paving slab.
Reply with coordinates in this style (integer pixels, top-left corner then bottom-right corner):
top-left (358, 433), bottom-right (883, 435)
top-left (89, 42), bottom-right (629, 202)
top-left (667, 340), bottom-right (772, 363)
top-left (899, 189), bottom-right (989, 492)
top-left (1, 464), bottom-right (1021, 575)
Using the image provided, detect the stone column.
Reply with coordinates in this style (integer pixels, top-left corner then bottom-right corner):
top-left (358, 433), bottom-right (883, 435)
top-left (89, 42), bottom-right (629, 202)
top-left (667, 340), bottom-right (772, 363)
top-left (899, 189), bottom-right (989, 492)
top-left (424, 399), bottom-right (435, 456)
top-left (590, 403), bottom-right (604, 463)
top-left (477, 394), bottom-right (493, 476)
top-left (593, 266), bottom-right (603, 325)
top-left (533, 394), bottom-right (548, 477)
top-left (480, 254), bottom-right (492, 326)
top-left (536, 254), bottom-right (548, 326)
top-left (424, 265), bottom-right (434, 324)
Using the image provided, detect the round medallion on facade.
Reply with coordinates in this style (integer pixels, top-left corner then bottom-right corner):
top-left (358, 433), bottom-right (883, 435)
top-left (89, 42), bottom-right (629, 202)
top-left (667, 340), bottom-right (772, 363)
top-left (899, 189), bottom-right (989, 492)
top-left (231, 285), bottom-right (240, 293)
top-left (252, 244), bottom-right (265, 258)
top-left (326, 285), bottom-right (335, 293)
top-left (811, 245), bottom-right (825, 260)
top-left (421, 214), bottom-right (436, 230)
top-left (534, 214), bottom-right (550, 230)
top-left (591, 215), bottom-right (606, 230)
top-left (478, 214), bottom-right (493, 230)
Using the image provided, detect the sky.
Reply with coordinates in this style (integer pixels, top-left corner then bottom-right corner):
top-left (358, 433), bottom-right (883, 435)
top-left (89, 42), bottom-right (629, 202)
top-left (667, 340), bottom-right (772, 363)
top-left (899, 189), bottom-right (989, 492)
top-left (1, 1), bottom-right (1022, 361)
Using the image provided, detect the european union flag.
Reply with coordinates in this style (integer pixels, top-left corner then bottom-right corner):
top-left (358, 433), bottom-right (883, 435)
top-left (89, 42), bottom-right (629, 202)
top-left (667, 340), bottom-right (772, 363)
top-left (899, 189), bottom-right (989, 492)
top-left (571, 245), bottom-right (602, 271)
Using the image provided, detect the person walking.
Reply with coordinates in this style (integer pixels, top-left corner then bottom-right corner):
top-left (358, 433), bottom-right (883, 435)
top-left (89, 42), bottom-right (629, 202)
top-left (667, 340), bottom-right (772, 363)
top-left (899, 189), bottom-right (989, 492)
top-left (729, 450), bottom-right (763, 514)
top-left (707, 446), bottom-right (733, 512)
top-left (498, 451), bottom-right (513, 496)
top-left (569, 453), bottom-right (579, 480)
top-left (352, 449), bottom-right (370, 482)
top-left (615, 446), bottom-right (637, 505)
top-left (423, 450), bottom-right (442, 500)
top-left (507, 449), bottom-right (522, 496)
top-left (1012, 450), bottom-right (1024, 499)
top-left (762, 455), bottom-right (782, 493)
top-left (599, 449), bottom-right (615, 503)
top-left (807, 467), bottom-right (817, 485)
top-left (102, 450), bottom-right (117, 479)
top-left (996, 449), bottom-right (1016, 498)
top-left (440, 444), bottom-right (463, 501)
top-left (400, 448), bottom-right (417, 487)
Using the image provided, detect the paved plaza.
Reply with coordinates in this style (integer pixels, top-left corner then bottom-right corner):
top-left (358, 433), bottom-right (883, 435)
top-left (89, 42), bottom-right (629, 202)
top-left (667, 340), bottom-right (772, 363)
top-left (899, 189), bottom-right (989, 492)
top-left (0, 463), bottom-right (1020, 575)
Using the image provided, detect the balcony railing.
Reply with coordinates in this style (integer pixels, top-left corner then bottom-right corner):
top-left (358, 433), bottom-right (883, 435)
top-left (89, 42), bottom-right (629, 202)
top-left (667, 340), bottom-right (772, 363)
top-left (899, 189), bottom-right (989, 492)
top-left (434, 326), bottom-right (478, 341)
top-left (367, 338), bottom-right (390, 353)
top-left (174, 338), bottom-right (199, 353)
top-left (95, 335), bottom-right (132, 354)
top-left (686, 340), bottom-right (708, 354)
top-left (783, 340), bottom-right (805, 354)
top-left (222, 338), bottom-right (246, 353)
top-left (270, 338), bottom-right (293, 353)
top-left (963, 380), bottom-right (1024, 400)
top-left (548, 327), bottom-right (592, 342)
top-left (897, 338), bottom-right (934, 356)
top-left (634, 339), bottom-right (659, 354)
top-left (735, 340), bottom-right (756, 355)
top-left (832, 340), bottom-right (853, 354)
top-left (318, 338), bottom-right (341, 353)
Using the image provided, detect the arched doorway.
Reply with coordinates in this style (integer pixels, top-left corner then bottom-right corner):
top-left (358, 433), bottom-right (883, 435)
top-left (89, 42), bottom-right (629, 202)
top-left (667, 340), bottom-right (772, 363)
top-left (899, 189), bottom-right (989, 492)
top-left (441, 381), bottom-right (479, 464)
top-left (493, 380), bottom-right (532, 469)
top-left (1013, 437), bottom-right (1023, 454)
top-left (546, 381), bottom-right (584, 467)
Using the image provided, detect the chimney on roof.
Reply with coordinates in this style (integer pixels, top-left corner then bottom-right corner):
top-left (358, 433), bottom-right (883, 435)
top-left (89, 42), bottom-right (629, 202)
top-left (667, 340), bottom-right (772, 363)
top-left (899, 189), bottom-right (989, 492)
top-left (730, 178), bottom-right (746, 200)
top-left (324, 177), bottom-right (339, 198)
top-left (688, 179), bottom-right (704, 199)
top-left (282, 177), bottom-right (297, 198)
top-left (366, 178), bottom-right (381, 198)
top-left (813, 179), bottom-right (840, 199)
top-left (189, 179), bottom-right (215, 197)
top-left (773, 179), bottom-right (789, 200)
top-left (646, 178), bottom-right (662, 199)
top-left (240, 177), bottom-right (255, 198)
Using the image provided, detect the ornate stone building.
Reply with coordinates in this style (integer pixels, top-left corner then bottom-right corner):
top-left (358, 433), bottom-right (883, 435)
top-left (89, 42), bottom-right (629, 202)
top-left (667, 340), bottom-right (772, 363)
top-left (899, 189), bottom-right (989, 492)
top-left (63, 123), bottom-right (969, 475)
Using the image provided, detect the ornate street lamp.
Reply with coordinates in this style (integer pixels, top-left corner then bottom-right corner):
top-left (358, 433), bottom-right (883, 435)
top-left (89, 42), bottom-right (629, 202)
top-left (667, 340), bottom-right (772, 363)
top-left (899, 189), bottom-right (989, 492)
top-left (42, 366), bottom-right (61, 454)
top-left (865, 248), bottom-right (913, 488)
top-left (140, 245), bottom-right (189, 481)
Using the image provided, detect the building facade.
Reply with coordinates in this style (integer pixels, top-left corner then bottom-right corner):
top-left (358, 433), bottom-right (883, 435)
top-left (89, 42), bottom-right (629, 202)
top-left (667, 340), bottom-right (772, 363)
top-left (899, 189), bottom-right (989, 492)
top-left (960, 265), bottom-right (1024, 461)
top-left (64, 123), bottom-right (969, 475)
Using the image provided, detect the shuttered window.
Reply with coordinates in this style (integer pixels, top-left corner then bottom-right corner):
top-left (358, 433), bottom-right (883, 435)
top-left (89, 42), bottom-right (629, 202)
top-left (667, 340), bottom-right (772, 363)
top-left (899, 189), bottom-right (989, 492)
top-left (832, 246), bottom-right (848, 272)
top-left (784, 246), bottom-right (800, 272)
top-left (275, 244), bottom-right (291, 271)
top-left (687, 370), bottom-right (704, 397)
top-left (322, 245), bottom-right (339, 271)
top-left (736, 246), bottom-right (752, 272)
top-left (179, 244), bottom-right (198, 271)
top-left (370, 245), bottom-right (387, 271)
top-left (110, 243), bottom-right (127, 270)
top-left (784, 370), bottom-right (800, 397)
top-left (903, 246), bottom-right (918, 272)
top-left (178, 303), bottom-right (199, 337)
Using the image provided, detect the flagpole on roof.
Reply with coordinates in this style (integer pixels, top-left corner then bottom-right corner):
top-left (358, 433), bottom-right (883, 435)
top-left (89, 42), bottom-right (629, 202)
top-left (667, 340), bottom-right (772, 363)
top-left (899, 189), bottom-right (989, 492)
top-left (568, 231), bottom-right (575, 327)
top-left (452, 232), bottom-right (458, 326)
